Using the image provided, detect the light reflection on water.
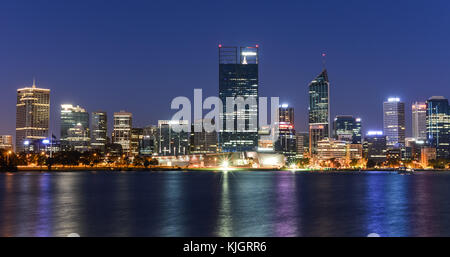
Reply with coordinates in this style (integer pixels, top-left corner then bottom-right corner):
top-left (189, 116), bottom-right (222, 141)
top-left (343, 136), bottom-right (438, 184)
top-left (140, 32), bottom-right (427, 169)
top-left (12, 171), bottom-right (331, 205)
top-left (1, 171), bottom-right (450, 237)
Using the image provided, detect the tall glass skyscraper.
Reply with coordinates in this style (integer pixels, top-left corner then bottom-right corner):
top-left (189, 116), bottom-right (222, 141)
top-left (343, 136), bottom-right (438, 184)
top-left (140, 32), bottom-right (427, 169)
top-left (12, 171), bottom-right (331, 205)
top-left (60, 104), bottom-right (90, 152)
top-left (16, 81), bottom-right (50, 152)
top-left (130, 128), bottom-right (144, 156)
top-left (140, 125), bottom-right (158, 156)
top-left (91, 111), bottom-right (107, 152)
top-left (383, 97), bottom-right (406, 147)
top-left (158, 120), bottom-right (190, 156)
top-left (112, 111), bottom-right (132, 155)
top-left (276, 105), bottom-right (296, 161)
top-left (426, 96), bottom-right (450, 159)
top-left (412, 101), bottom-right (427, 141)
top-left (333, 115), bottom-right (362, 144)
top-left (218, 45), bottom-right (259, 152)
top-left (308, 69), bottom-right (330, 155)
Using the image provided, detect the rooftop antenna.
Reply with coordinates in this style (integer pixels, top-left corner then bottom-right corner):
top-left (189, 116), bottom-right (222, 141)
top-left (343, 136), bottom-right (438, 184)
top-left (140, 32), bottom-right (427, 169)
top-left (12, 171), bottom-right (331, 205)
top-left (32, 77), bottom-right (36, 88)
top-left (321, 52), bottom-right (326, 70)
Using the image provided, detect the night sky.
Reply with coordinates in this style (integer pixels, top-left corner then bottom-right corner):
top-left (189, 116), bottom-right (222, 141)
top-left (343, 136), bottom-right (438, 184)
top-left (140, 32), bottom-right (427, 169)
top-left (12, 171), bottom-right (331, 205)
top-left (1, 0), bottom-right (450, 139)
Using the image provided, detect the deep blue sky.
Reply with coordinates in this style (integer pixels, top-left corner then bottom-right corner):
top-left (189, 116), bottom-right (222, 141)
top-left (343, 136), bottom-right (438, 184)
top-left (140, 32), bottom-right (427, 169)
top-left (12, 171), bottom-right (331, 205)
top-left (1, 0), bottom-right (450, 138)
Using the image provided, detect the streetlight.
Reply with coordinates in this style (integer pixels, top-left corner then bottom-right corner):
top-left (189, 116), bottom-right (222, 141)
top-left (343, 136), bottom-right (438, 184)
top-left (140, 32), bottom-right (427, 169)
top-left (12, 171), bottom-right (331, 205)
top-left (6, 150), bottom-right (12, 165)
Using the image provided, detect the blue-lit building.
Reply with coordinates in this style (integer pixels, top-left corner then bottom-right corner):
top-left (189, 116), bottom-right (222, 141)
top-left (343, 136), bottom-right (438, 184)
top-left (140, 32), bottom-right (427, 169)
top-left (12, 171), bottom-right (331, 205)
top-left (426, 96), bottom-right (450, 159)
top-left (333, 115), bottom-right (362, 144)
top-left (218, 45), bottom-right (259, 152)
top-left (308, 69), bottom-right (330, 155)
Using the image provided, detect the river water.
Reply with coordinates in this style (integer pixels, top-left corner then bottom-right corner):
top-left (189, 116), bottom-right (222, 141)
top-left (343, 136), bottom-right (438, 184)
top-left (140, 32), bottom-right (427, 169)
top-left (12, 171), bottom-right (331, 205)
top-left (1, 170), bottom-right (449, 237)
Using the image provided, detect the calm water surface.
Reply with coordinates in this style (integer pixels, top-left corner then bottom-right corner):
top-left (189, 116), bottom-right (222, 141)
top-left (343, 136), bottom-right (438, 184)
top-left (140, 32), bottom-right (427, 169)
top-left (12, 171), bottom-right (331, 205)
top-left (1, 170), bottom-right (450, 237)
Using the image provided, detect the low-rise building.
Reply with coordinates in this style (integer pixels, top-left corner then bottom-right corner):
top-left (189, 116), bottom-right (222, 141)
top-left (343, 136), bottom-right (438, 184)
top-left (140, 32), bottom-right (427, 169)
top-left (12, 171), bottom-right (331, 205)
top-left (0, 135), bottom-right (13, 151)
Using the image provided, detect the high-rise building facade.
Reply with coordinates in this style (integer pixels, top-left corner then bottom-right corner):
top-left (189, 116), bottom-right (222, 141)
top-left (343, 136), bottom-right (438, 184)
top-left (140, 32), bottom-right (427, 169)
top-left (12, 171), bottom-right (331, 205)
top-left (333, 115), bottom-right (362, 144)
top-left (60, 104), bottom-right (90, 152)
top-left (130, 128), bottom-right (144, 156)
top-left (16, 81), bottom-right (50, 152)
top-left (91, 111), bottom-right (107, 152)
top-left (112, 111), bottom-right (132, 155)
top-left (275, 105), bottom-right (296, 161)
top-left (363, 131), bottom-right (387, 163)
top-left (296, 131), bottom-right (309, 158)
top-left (383, 97), bottom-right (406, 147)
top-left (412, 102), bottom-right (427, 141)
top-left (140, 125), bottom-right (158, 156)
top-left (158, 120), bottom-right (190, 156)
top-left (218, 45), bottom-right (259, 152)
top-left (190, 119), bottom-right (218, 154)
top-left (308, 69), bottom-right (330, 155)
top-left (426, 96), bottom-right (450, 159)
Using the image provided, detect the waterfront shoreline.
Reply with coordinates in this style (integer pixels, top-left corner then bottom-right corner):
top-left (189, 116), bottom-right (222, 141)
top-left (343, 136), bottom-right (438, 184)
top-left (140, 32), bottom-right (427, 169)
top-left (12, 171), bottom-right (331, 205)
top-left (1, 166), bottom-right (448, 173)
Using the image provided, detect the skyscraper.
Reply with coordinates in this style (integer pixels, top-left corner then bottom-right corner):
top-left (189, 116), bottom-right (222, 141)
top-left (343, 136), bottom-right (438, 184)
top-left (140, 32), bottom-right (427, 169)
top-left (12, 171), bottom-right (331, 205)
top-left (60, 104), bottom-right (90, 152)
top-left (158, 120), bottom-right (190, 156)
top-left (112, 111), bottom-right (132, 155)
top-left (16, 81), bottom-right (50, 152)
top-left (91, 111), bottom-right (107, 152)
top-left (140, 125), bottom-right (158, 156)
top-left (383, 97), bottom-right (405, 147)
top-left (308, 69), bottom-right (330, 155)
top-left (364, 131), bottom-right (387, 164)
top-left (190, 119), bottom-right (218, 154)
top-left (295, 131), bottom-right (309, 158)
top-left (130, 128), bottom-right (144, 156)
top-left (426, 96), bottom-right (450, 159)
top-left (333, 115), bottom-right (362, 144)
top-left (218, 45), bottom-right (259, 152)
top-left (275, 104), bottom-right (296, 160)
top-left (412, 101), bottom-right (427, 141)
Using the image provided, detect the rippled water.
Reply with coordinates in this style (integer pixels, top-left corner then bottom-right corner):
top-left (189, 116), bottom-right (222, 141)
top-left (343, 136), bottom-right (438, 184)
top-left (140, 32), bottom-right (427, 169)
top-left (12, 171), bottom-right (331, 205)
top-left (1, 170), bottom-right (450, 237)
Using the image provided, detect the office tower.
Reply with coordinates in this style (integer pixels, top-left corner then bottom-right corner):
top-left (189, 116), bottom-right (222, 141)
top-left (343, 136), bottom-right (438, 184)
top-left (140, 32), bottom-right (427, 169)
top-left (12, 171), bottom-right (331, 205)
top-left (296, 132), bottom-right (309, 158)
top-left (0, 135), bottom-right (13, 151)
top-left (383, 97), bottom-right (406, 147)
top-left (15, 81), bottom-right (50, 152)
top-left (112, 111), bottom-right (132, 155)
top-left (279, 104), bottom-right (294, 124)
top-left (60, 104), bottom-right (90, 152)
top-left (426, 96), bottom-right (450, 159)
top-left (158, 120), bottom-right (190, 156)
top-left (364, 131), bottom-right (387, 164)
top-left (355, 118), bottom-right (362, 144)
top-left (140, 125), bottom-right (158, 156)
top-left (91, 111), bottom-right (107, 152)
top-left (218, 45), bottom-right (259, 152)
top-left (412, 102), bottom-right (427, 141)
top-left (130, 128), bottom-right (144, 156)
top-left (276, 104), bottom-right (296, 160)
top-left (333, 115), bottom-right (362, 144)
top-left (190, 119), bottom-right (218, 154)
top-left (308, 69), bottom-right (330, 155)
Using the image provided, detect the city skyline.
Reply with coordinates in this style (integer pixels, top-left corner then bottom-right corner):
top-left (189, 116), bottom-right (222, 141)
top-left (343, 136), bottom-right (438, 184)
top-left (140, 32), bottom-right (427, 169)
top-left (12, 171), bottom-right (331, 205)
top-left (1, 1), bottom-right (450, 139)
top-left (4, 67), bottom-right (450, 147)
